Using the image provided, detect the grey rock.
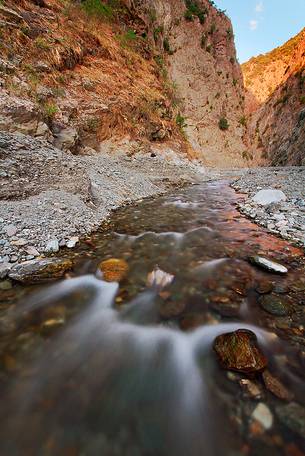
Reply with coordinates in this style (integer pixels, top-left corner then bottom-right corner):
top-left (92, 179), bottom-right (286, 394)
top-left (252, 189), bottom-right (287, 206)
top-left (0, 262), bottom-right (12, 278)
top-left (5, 224), bottom-right (17, 236)
top-left (249, 256), bottom-right (288, 274)
top-left (53, 127), bottom-right (78, 152)
top-left (46, 239), bottom-right (59, 253)
top-left (276, 403), bottom-right (305, 438)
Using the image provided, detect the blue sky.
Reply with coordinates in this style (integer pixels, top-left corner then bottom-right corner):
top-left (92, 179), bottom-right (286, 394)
top-left (215, 0), bottom-right (305, 62)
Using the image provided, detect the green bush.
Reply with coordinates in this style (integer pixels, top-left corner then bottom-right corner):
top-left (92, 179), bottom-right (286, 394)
top-left (184, 1), bottom-right (207, 24)
top-left (43, 103), bottom-right (58, 121)
top-left (81, 0), bottom-right (113, 18)
top-left (176, 113), bottom-right (187, 129)
top-left (117, 29), bottom-right (137, 47)
top-left (218, 117), bottom-right (229, 131)
top-left (163, 37), bottom-right (173, 54)
top-left (239, 116), bottom-right (247, 126)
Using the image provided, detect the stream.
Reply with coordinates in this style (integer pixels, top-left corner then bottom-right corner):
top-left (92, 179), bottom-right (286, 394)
top-left (0, 181), bottom-right (304, 455)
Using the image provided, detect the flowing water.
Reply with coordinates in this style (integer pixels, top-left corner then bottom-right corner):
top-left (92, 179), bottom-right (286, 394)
top-left (0, 181), bottom-right (304, 456)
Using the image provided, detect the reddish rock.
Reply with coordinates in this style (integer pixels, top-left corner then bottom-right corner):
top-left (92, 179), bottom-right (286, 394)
top-left (262, 370), bottom-right (294, 401)
top-left (213, 329), bottom-right (267, 374)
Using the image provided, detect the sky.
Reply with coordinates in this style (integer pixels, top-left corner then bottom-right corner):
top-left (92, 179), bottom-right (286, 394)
top-left (214, 0), bottom-right (305, 63)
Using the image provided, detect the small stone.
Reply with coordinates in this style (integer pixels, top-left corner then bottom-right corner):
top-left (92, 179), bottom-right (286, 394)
top-left (262, 370), bottom-right (293, 401)
top-left (276, 403), bottom-right (305, 438)
top-left (252, 403), bottom-right (273, 430)
top-left (259, 294), bottom-right (290, 316)
top-left (249, 256), bottom-right (288, 274)
top-left (252, 189), bottom-right (286, 206)
top-left (66, 236), bottom-right (79, 248)
top-left (46, 239), bottom-right (59, 253)
top-left (0, 280), bottom-right (12, 290)
top-left (25, 246), bottom-right (40, 256)
top-left (5, 224), bottom-right (17, 236)
top-left (213, 329), bottom-right (267, 374)
top-left (146, 267), bottom-right (174, 289)
top-left (255, 281), bottom-right (274, 294)
top-left (239, 379), bottom-right (262, 399)
top-left (10, 238), bottom-right (28, 246)
top-left (99, 258), bottom-right (129, 282)
top-left (0, 262), bottom-right (11, 279)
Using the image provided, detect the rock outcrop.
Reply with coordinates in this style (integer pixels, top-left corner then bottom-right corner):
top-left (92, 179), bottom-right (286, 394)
top-left (242, 28), bottom-right (305, 166)
top-left (128, 0), bottom-right (247, 166)
top-left (0, 0), bottom-right (247, 167)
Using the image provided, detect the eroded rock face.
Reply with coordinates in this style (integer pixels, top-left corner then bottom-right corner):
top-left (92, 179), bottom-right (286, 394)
top-left (128, 0), bottom-right (247, 167)
top-left (213, 329), bottom-right (267, 374)
top-left (243, 28), bottom-right (305, 166)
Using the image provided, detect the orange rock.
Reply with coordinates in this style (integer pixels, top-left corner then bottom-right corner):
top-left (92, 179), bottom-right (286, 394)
top-left (99, 258), bottom-right (129, 282)
top-left (213, 329), bottom-right (267, 374)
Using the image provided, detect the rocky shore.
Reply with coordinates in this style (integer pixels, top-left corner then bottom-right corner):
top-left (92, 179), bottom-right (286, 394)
top-left (0, 131), bottom-right (204, 274)
top-left (1, 131), bottom-right (304, 280)
top-left (231, 167), bottom-right (305, 248)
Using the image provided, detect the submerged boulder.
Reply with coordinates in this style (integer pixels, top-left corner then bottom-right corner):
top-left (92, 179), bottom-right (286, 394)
top-left (98, 258), bottom-right (129, 282)
top-left (213, 329), bottom-right (267, 374)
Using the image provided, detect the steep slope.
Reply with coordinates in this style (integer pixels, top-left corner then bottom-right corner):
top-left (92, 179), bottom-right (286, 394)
top-left (128, 0), bottom-right (247, 166)
top-left (0, 0), bottom-right (247, 167)
top-left (242, 29), bottom-right (305, 166)
top-left (243, 28), bottom-right (305, 108)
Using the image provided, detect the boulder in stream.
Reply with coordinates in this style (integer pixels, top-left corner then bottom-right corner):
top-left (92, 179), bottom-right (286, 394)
top-left (249, 256), bottom-right (288, 274)
top-left (213, 329), bottom-right (267, 374)
top-left (8, 258), bottom-right (73, 284)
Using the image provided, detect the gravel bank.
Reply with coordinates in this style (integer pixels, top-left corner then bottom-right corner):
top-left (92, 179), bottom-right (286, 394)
top-left (231, 167), bottom-right (305, 248)
top-left (0, 131), bottom-right (205, 267)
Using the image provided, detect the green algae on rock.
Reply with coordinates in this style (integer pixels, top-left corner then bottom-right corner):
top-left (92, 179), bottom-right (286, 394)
top-left (213, 329), bottom-right (268, 374)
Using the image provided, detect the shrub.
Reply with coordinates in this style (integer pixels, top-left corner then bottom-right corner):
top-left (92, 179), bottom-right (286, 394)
top-left (176, 113), bottom-right (187, 129)
top-left (163, 37), bottom-right (173, 54)
top-left (239, 116), bottom-right (247, 126)
top-left (117, 29), bottom-right (137, 47)
top-left (219, 117), bottom-right (229, 130)
top-left (300, 95), bottom-right (305, 104)
top-left (184, 9), bottom-right (194, 21)
top-left (81, 0), bottom-right (114, 19)
top-left (34, 37), bottom-right (50, 50)
top-left (206, 44), bottom-right (212, 53)
top-left (153, 25), bottom-right (164, 42)
top-left (233, 78), bottom-right (237, 86)
top-left (43, 103), bottom-right (58, 121)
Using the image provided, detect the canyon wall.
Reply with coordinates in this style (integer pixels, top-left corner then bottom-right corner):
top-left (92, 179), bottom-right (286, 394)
top-left (243, 28), bottom-right (305, 166)
top-left (129, 0), bottom-right (247, 166)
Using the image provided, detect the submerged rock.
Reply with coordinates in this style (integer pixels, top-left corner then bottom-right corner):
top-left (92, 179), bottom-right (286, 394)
top-left (259, 294), bottom-right (290, 316)
top-left (213, 329), bottom-right (267, 374)
top-left (252, 189), bottom-right (286, 206)
top-left (276, 403), bottom-right (305, 438)
top-left (249, 256), bottom-right (288, 274)
top-left (146, 267), bottom-right (174, 289)
top-left (99, 258), bottom-right (129, 282)
top-left (262, 370), bottom-right (293, 401)
top-left (8, 258), bottom-right (73, 284)
top-left (252, 403), bottom-right (273, 430)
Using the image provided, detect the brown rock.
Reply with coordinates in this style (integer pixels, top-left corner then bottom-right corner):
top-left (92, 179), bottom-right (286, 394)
top-left (99, 258), bottom-right (129, 282)
top-left (262, 370), bottom-right (294, 401)
top-left (8, 258), bottom-right (73, 284)
top-left (213, 329), bottom-right (267, 374)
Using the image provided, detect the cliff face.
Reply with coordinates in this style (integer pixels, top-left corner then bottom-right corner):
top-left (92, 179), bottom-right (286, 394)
top-left (128, 0), bottom-right (247, 166)
top-left (0, 0), bottom-right (247, 166)
top-left (242, 29), bottom-right (305, 166)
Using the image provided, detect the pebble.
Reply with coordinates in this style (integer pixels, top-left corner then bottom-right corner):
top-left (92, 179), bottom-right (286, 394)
top-left (252, 403), bottom-right (273, 430)
top-left (46, 239), bottom-right (59, 253)
top-left (276, 403), bottom-right (305, 438)
top-left (259, 294), bottom-right (290, 316)
top-left (5, 224), bottom-right (17, 236)
top-left (66, 236), bottom-right (79, 248)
